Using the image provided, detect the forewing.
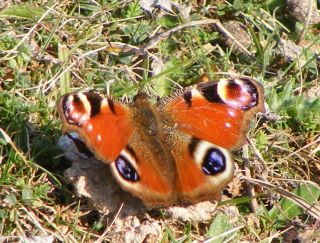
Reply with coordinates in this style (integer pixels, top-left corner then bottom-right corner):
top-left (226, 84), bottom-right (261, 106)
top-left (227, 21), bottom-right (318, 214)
top-left (161, 77), bottom-right (265, 150)
top-left (58, 92), bottom-right (134, 162)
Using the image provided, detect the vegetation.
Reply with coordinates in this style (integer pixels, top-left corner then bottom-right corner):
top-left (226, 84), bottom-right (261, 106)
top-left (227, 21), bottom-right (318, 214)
top-left (0, 0), bottom-right (319, 241)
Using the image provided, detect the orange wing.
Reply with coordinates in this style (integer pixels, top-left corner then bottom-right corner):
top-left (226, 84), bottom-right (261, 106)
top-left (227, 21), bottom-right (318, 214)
top-left (161, 77), bottom-right (265, 150)
top-left (109, 138), bottom-right (177, 207)
top-left (58, 92), bottom-right (134, 162)
top-left (163, 131), bottom-right (235, 203)
top-left (160, 77), bottom-right (264, 203)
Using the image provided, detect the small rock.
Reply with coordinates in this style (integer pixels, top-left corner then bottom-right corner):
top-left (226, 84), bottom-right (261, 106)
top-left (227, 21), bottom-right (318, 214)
top-left (63, 157), bottom-right (145, 217)
top-left (110, 216), bottom-right (163, 242)
top-left (166, 201), bottom-right (218, 223)
top-left (287, 0), bottom-right (320, 24)
top-left (222, 20), bottom-right (252, 53)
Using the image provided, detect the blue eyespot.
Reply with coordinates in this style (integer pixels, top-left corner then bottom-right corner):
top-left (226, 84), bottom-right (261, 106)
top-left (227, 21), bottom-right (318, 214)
top-left (202, 148), bottom-right (226, 175)
top-left (115, 156), bottom-right (140, 182)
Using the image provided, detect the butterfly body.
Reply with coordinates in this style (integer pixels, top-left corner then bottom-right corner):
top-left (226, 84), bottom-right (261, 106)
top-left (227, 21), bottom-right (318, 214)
top-left (58, 77), bottom-right (265, 207)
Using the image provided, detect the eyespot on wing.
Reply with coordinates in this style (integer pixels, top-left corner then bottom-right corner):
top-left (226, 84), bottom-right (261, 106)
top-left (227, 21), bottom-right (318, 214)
top-left (58, 92), bottom-right (134, 162)
top-left (161, 77), bottom-right (265, 149)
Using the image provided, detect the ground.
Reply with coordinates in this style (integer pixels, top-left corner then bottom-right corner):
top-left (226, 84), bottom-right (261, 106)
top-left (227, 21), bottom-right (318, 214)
top-left (0, 0), bottom-right (319, 242)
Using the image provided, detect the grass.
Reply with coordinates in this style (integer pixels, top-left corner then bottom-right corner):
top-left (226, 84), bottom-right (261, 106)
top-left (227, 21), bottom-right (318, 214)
top-left (0, 0), bottom-right (319, 241)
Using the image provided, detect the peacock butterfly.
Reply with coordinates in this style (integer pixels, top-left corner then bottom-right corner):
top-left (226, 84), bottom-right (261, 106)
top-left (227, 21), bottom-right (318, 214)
top-left (58, 77), bottom-right (265, 207)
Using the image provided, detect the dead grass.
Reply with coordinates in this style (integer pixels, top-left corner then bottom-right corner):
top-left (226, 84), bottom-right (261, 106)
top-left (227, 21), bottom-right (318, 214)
top-left (0, 0), bottom-right (319, 242)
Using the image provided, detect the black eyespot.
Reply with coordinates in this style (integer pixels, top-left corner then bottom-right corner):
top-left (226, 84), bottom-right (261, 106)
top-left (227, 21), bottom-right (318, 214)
top-left (202, 148), bottom-right (226, 175)
top-left (115, 155), bottom-right (140, 182)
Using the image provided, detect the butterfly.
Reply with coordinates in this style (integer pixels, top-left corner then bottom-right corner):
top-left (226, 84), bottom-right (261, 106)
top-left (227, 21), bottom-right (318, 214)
top-left (58, 77), bottom-right (265, 207)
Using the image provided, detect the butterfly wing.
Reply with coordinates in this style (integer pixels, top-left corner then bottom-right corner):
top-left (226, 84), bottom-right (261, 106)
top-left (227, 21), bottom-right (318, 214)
top-left (58, 77), bottom-right (264, 206)
top-left (59, 92), bottom-right (177, 206)
top-left (108, 134), bottom-right (177, 207)
top-left (58, 92), bottom-right (134, 162)
top-left (164, 130), bottom-right (234, 202)
top-left (160, 77), bottom-right (265, 150)
top-left (160, 77), bottom-right (264, 202)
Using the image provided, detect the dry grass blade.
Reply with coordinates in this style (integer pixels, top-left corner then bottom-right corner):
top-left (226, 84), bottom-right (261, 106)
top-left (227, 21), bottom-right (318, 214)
top-left (242, 144), bottom-right (258, 213)
top-left (241, 176), bottom-right (320, 220)
top-left (138, 19), bottom-right (252, 56)
top-left (96, 204), bottom-right (124, 243)
top-left (1, 0), bottom-right (319, 241)
top-left (2, 2), bottom-right (59, 59)
top-left (0, 128), bottom-right (29, 166)
top-left (203, 225), bottom-right (244, 243)
top-left (279, 135), bottom-right (320, 162)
